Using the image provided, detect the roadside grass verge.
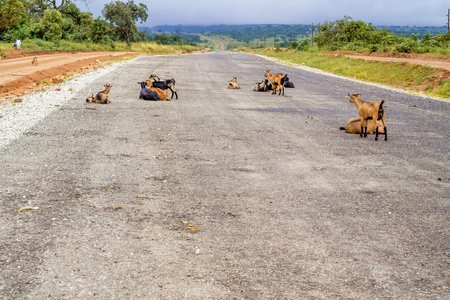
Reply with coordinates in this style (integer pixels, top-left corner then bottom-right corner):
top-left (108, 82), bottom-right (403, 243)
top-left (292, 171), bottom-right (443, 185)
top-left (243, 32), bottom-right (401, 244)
top-left (0, 40), bottom-right (205, 55)
top-left (249, 48), bottom-right (450, 99)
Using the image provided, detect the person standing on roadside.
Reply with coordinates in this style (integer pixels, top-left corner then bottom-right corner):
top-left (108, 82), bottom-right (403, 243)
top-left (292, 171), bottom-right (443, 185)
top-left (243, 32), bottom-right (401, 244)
top-left (16, 39), bottom-right (21, 50)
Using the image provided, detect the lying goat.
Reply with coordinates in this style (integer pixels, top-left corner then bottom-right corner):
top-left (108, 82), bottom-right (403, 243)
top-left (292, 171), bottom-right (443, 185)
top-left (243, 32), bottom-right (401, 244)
top-left (138, 82), bottom-right (159, 101)
top-left (227, 77), bottom-right (240, 89)
top-left (284, 76), bottom-right (295, 88)
top-left (149, 74), bottom-right (178, 99)
top-left (253, 79), bottom-right (269, 92)
top-left (264, 70), bottom-right (288, 95)
top-left (348, 93), bottom-right (387, 141)
top-left (86, 84), bottom-right (112, 104)
top-left (340, 116), bottom-right (385, 135)
top-left (146, 80), bottom-right (169, 101)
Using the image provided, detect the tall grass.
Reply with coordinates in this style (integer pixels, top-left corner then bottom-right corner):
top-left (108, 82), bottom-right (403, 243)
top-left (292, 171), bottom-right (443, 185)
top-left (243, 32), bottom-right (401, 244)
top-left (0, 39), bottom-right (206, 55)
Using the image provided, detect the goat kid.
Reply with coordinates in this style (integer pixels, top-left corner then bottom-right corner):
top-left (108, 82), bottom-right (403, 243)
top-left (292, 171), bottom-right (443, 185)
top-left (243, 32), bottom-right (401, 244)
top-left (348, 93), bottom-right (387, 141)
top-left (86, 84), bottom-right (112, 104)
top-left (264, 70), bottom-right (287, 95)
top-left (227, 76), bottom-right (240, 89)
top-left (146, 80), bottom-right (169, 101)
top-left (149, 74), bottom-right (178, 99)
top-left (31, 57), bottom-right (38, 66)
top-left (138, 82), bottom-right (159, 101)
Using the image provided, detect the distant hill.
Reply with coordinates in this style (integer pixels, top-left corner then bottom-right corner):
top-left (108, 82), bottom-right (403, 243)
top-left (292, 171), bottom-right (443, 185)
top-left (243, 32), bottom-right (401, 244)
top-left (378, 25), bottom-right (448, 37)
top-left (142, 24), bottom-right (449, 39)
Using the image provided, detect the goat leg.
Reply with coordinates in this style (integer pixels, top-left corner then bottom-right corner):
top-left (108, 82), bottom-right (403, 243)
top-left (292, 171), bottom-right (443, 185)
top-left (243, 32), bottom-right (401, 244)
top-left (360, 125), bottom-right (363, 138)
top-left (375, 127), bottom-right (379, 141)
top-left (169, 88), bottom-right (178, 100)
top-left (384, 127), bottom-right (387, 141)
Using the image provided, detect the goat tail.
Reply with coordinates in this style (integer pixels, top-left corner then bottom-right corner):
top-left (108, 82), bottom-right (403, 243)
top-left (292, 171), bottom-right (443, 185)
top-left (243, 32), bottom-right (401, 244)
top-left (281, 74), bottom-right (288, 85)
top-left (378, 100), bottom-right (385, 120)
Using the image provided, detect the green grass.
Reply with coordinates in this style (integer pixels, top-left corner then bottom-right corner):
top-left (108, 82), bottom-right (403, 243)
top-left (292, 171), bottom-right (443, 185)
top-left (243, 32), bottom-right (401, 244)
top-left (251, 48), bottom-right (449, 99)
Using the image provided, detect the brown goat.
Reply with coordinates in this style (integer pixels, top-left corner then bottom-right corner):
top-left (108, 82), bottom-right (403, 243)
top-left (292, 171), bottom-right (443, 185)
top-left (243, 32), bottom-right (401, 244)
top-left (227, 76), bottom-right (240, 89)
top-left (264, 70), bottom-right (287, 95)
top-left (146, 80), bottom-right (169, 101)
top-left (31, 57), bottom-right (38, 66)
top-left (86, 84), bottom-right (112, 104)
top-left (348, 93), bottom-right (387, 141)
top-left (340, 116), bottom-right (385, 134)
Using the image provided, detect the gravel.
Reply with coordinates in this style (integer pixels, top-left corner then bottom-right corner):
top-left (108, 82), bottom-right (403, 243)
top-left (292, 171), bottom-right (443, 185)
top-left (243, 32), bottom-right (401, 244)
top-left (0, 58), bottom-right (138, 150)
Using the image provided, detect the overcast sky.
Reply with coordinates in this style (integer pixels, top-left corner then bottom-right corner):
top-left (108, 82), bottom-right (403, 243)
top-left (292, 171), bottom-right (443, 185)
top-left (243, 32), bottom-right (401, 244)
top-left (78, 0), bottom-right (449, 27)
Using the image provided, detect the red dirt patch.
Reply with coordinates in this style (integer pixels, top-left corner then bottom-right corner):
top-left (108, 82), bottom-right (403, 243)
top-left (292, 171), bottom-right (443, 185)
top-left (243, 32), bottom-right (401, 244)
top-left (322, 51), bottom-right (450, 71)
top-left (0, 50), bottom-right (140, 103)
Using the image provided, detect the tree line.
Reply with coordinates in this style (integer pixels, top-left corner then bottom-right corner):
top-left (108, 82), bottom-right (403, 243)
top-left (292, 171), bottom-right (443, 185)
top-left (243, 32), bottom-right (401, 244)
top-left (0, 0), bottom-right (197, 47)
top-left (154, 21), bottom-right (450, 54)
top-left (313, 16), bottom-right (450, 54)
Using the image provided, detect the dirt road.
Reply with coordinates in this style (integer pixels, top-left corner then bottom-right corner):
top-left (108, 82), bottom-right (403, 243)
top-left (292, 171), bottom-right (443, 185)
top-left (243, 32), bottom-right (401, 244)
top-left (0, 51), bottom-right (138, 98)
top-left (0, 53), bottom-right (449, 298)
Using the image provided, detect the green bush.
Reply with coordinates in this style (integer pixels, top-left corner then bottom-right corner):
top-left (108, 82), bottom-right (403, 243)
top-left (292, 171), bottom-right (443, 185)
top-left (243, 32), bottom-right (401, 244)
top-left (368, 44), bottom-right (378, 53)
top-left (395, 39), bottom-right (418, 53)
top-left (297, 40), bottom-right (310, 51)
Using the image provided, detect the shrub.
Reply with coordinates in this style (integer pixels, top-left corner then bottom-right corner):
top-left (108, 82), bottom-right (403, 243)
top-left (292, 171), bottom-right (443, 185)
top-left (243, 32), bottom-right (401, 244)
top-left (368, 44), bottom-right (378, 53)
top-left (395, 39), bottom-right (418, 53)
top-left (290, 41), bottom-right (299, 49)
top-left (297, 40), bottom-right (310, 51)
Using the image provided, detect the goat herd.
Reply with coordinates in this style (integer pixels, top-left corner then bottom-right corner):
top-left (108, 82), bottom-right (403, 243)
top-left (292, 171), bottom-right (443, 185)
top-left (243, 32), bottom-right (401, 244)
top-left (86, 70), bottom-right (387, 141)
top-left (85, 74), bottom-right (177, 104)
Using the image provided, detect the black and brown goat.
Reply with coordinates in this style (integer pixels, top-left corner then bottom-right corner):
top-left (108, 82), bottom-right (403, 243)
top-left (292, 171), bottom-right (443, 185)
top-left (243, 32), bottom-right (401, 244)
top-left (149, 74), bottom-right (178, 99)
top-left (227, 76), bottom-right (240, 89)
top-left (86, 84), bottom-right (112, 104)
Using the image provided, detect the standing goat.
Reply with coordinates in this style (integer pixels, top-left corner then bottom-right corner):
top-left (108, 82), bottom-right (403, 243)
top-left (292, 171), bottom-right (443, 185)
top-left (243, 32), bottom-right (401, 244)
top-left (264, 70), bottom-right (287, 95)
top-left (227, 76), bottom-right (240, 89)
top-left (86, 84), bottom-right (112, 104)
top-left (149, 74), bottom-right (178, 99)
top-left (348, 93), bottom-right (387, 141)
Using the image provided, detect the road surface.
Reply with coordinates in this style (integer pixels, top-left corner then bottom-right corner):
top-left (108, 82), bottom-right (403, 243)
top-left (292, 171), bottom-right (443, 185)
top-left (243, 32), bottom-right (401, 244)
top-left (0, 52), bottom-right (449, 299)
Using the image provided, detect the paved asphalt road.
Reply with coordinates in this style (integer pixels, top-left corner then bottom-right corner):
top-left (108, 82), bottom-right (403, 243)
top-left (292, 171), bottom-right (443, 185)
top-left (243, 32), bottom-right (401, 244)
top-left (1, 52), bottom-right (449, 299)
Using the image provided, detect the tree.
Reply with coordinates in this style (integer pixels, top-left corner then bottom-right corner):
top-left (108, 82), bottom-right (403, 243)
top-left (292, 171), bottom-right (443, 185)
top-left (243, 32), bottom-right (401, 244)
top-left (102, 0), bottom-right (148, 47)
top-left (40, 9), bottom-right (64, 41)
top-left (0, 0), bottom-right (26, 35)
top-left (89, 17), bottom-right (109, 43)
